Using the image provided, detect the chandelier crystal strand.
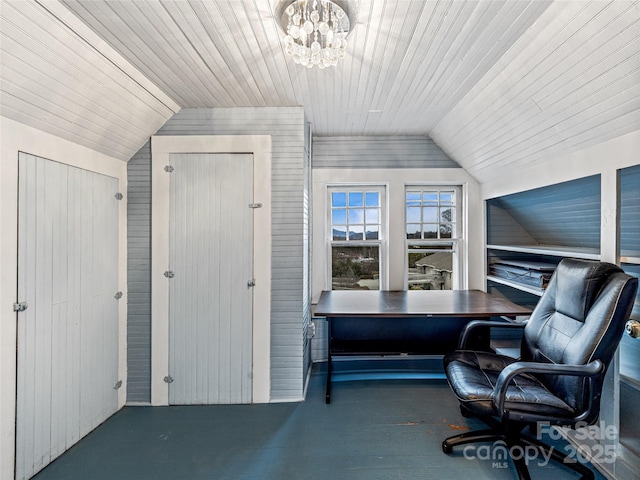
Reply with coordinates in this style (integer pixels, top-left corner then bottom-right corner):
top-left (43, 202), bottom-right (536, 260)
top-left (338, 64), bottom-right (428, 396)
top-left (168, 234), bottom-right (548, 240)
top-left (282, 0), bottom-right (349, 69)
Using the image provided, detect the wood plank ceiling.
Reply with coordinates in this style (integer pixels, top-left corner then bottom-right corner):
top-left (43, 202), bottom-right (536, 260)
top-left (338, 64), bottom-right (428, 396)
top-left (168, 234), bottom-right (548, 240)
top-left (1, 0), bottom-right (639, 183)
top-left (0, 0), bottom-right (180, 160)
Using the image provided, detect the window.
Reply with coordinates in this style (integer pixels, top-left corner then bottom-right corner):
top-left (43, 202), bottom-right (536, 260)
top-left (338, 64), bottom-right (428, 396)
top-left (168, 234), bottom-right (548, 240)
top-left (406, 189), bottom-right (456, 239)
top-left (329, 187), bottom-right (384, 290)
top-left (406, 187), bottom-right (460, 290)
top-left (320, 182), bottom-right (464, 292)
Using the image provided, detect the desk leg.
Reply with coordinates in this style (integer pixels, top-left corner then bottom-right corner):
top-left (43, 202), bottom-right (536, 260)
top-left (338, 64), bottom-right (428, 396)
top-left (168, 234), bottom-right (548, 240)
top-left (326, 317), bottom-right (332, 404)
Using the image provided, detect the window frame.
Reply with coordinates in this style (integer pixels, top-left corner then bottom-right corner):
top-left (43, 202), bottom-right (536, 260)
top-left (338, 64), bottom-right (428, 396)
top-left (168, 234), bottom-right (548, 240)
top-left (404, 185), bottom-right (463, 290)
top-left (326, 184), bottom-right (387, 290)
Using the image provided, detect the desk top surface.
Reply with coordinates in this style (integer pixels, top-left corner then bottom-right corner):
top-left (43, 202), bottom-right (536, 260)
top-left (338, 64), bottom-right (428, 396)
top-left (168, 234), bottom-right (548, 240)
top-left (314, 289), bottom-right (532, 318)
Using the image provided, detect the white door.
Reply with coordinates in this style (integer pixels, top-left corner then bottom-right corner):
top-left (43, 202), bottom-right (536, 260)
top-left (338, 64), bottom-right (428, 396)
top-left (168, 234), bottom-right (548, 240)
top-left (15, 153), bottom-right (120, 479)
top-left (168, 153), bottom-right (254, 404)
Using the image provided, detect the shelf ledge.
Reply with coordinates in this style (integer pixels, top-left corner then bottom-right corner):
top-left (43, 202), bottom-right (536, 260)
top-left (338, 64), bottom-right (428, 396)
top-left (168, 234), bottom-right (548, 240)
top-left (620, 256), bottom-right (640, 265)
top-left (487, 275), bottom-right (545, 297)
top-left (487, 244), bottom-right (601, 260)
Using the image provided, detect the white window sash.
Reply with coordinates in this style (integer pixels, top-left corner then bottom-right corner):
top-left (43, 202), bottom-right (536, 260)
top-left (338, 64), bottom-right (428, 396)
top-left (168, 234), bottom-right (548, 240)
top-left (405, 185), bottom-right (462, 290)
top-left (327, 185), bottom-right (386, 289)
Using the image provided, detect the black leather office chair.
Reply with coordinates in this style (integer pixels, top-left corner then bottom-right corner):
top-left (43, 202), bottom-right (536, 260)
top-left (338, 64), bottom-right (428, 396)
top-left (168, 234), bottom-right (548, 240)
top-left (442, 259), bottom-right (638, 480)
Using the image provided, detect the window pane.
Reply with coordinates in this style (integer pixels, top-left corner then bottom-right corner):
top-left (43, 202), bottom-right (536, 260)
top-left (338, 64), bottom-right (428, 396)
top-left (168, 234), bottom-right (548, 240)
top-left (365, 226), bottom-right (379, 240)
top-left (332, 192), bottom-right (346, 207)
top-left (423, 207), bottom-right (438, 223)
top-left (405, 187), bottom-right (459, 244)
top-left (440, 192), bottom-right (454, 205)
top-left (407, 250), bottom-right (453, 290)
top-left (332, 226), bottom-right (347, 241)
top-left (348, 225), bottom-right (364, 240)
top-left (423, 192), bottom-right (438, 205)
top-left (406, 224), bottom-right (421, 239)
top-left (348, 192), bottom-right (363, 207)
top-left (348, 208), bottom-right (364, 224)
top-left (332, 208), bottom-right (346, 225)
top-left (332, 246), bottom-right (380, 290)
top-left (423, 224), bottom-right (438, 238)
top-left (365, 208), bottom-right (379, 224)
top-left (440, 207), bottom-right (453, 223)
top-left (440, 224), bottom-right (453, 238)
top-left (365, 192), bottom-right (379, 207)
top-left (406, 191), bottom-right (421, 205)
top-left (330, 187), bottom-right (384, 248)
top-left (406, 207), bottom-right (421, 223)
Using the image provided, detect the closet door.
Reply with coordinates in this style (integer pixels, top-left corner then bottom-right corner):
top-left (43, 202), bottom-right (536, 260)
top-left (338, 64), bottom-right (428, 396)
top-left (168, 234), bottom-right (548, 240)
top-left (168, 153), bottom-right (254, 404)
top-left (16, 153), bottom-right (120, 479)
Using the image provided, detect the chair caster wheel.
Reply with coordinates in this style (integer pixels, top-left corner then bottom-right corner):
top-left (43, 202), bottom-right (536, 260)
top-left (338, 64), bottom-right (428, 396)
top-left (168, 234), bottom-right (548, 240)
top-left (442, 441), bottom-right (453, 454)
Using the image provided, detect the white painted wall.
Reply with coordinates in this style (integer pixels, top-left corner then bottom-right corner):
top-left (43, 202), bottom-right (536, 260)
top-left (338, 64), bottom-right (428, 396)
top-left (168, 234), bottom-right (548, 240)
top-left (480, 130), bottom-right (640, 206)
top-left (0, 116), bottom-right (128, 480)
top-left (312, 168), bottom-right (484, 303)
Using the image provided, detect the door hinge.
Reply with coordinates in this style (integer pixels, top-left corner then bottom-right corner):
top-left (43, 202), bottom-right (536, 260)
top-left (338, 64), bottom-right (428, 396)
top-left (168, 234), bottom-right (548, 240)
top-left (114, 192), bottom-right (124, 200)
top-left (13, 302), bottom-right (28, 313)
top-left (249, 203), bottom-right (263, 209)
top-left (247, 279), bottom-right (256, 288)
top-left (114, 291), bottom-right (123, 300)
top-left (164, 270), bottom-right (175, 279)
top-left (114, 380), bottom-right (123, 390)
top-left (163, 375), bottom-right (174, 384)
top-left (164, 165), bottom-right (174, 173)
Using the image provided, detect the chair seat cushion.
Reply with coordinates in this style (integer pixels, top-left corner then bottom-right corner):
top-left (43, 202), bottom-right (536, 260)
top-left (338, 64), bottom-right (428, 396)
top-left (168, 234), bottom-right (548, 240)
top-left (444, 350), bottom-right (576, 418)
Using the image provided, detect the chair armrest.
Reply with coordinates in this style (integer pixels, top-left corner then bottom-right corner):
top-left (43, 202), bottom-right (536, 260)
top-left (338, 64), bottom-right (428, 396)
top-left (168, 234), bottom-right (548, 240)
top-left (458, 320), bottom-right (527, 349)
top-left (492, 360), bottom-right (604, 415)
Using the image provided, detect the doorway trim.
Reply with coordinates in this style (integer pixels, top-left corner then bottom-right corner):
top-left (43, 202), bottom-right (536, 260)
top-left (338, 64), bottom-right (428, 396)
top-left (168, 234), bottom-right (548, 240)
top-left (151, 135), bottom-right (271, 405)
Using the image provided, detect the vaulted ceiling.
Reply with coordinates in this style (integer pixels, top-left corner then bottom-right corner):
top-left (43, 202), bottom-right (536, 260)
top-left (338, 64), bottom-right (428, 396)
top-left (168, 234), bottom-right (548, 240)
top-left (1, 0), bottom-right (639, 184)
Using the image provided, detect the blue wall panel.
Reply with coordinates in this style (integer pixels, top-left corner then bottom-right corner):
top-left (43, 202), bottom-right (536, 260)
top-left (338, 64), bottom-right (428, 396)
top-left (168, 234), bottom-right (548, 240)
top-left (489, 175), bottom-right (601, 250)
top-left (620, 165), bottom-right (640, 257)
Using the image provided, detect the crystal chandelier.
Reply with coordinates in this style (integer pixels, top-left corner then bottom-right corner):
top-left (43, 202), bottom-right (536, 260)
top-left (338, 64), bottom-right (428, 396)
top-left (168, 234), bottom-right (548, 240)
top-left (280, 0), bottom-right (350, 69)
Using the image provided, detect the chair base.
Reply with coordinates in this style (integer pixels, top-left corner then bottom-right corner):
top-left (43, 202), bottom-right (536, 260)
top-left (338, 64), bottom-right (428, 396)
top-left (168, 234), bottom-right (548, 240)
top-left (442, 423), bottom-right (595, 480)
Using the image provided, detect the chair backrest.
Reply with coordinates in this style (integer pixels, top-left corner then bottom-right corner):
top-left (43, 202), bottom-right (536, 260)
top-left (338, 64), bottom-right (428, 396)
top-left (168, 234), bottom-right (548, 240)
top-left (521, 258), bottom-right (638, 414)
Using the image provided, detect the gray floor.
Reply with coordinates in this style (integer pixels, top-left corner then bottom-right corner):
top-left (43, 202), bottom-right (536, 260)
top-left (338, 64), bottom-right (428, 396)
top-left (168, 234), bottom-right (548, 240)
top-left (34, 364), bottom-right (606, 480)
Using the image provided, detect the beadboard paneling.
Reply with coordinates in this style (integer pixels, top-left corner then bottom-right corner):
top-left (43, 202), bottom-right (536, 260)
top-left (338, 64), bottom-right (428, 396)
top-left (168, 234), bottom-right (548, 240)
top-left (486, 201), bottom-right (537, 247)
top-left (126, 141), bottom-right (152, 403)
top-left (487, 175), bottom-right (602, 250)
top-left (156, 107), bottom-right (308, 402)
top-left (620, 165), bottom-right (640, 258)
top-left (312, 136), bottom-right (459, 169)
top-left (431, 1), bottom-right (640, 184)
top-left (4, 0), bottom-right (636, 187)
top-left (61, 0), bottom-right (552, 138)
top-left (0, 0), bottom-right (178, 161)
top-left (302, 119), bottom-right (312, 382)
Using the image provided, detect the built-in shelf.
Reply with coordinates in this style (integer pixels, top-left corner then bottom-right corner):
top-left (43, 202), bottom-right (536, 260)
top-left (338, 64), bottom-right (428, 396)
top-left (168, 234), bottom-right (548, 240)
top-left (487, 244), bottom-right (601, 260)
top-left (486, 275), bottom-right (544, 296)
top-left (485, 176), bottom-right (604, 301)
top-left (486, 244), bottom-right (601, 295)
top-left (485, 167), bottom-right (640, 474)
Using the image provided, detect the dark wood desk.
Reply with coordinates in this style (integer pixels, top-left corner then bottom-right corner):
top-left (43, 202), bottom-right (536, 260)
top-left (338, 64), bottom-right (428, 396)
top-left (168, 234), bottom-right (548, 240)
top-left (314, 290), bottom-right (532, 403)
